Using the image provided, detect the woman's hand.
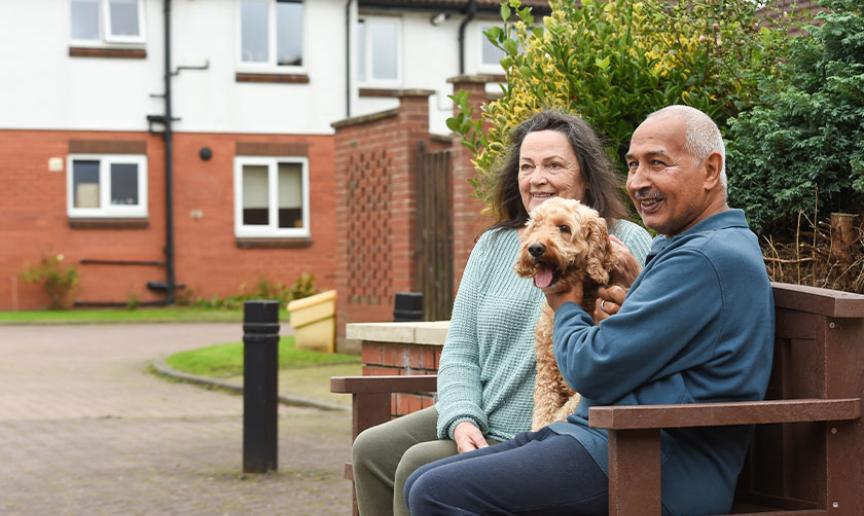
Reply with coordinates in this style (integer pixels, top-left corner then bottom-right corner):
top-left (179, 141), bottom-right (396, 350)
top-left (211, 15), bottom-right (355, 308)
top-left (453, 421), bottom-right (489, 453)
top-left (593, 285), bottom-right (627, 323)
top-left (609, 236), bottom-right (641, 288)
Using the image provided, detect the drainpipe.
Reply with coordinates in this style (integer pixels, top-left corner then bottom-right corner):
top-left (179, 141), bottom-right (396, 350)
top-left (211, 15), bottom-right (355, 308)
top-left (345, 0), bottom-right (354, 117)
top-left (457, 0), bottom-right (477, 74)
top-left (163, 0), bottom-right (177, 304)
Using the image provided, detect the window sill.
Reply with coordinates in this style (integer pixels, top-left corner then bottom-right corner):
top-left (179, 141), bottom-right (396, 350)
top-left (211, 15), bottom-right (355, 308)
top-left (68, 217), bottom-right (149, 229)
top-left (235, 72), bottom-right (310, 84)
top-left (235, 237), bottom-right (313, 249)
top-left (69, 47), bottom-right (147, 59)
top-left (475, 70), bottom-right (506, 80)
top-left (358, 88), bottom-right (402, 98)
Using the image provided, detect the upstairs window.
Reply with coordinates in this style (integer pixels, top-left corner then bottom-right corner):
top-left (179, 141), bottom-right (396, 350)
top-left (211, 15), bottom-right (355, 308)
top-left (234, 157), bottom-right (309, 239)
top-left (70, 0), bottom-right (146, 45)
top-left (67, 155), bottom-right (148, 219)
top-left (240, 0), bottom-right (304, 68)
top-left (480, 24), bottom-right (506, 69)
top-left (357, 17), bottom-right (401, 86)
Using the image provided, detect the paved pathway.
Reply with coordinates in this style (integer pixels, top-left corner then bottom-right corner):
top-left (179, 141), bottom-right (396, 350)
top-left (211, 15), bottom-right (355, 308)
top-left (0, 324), bottom-right (352, 515)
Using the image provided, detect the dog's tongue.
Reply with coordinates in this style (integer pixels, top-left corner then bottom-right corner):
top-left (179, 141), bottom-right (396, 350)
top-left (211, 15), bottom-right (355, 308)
top-left (534, 267), bottom-right (554, 289)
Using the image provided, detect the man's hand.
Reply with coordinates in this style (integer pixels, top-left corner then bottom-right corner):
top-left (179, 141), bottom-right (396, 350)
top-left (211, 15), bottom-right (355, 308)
top-left (594, 285), bottom-right (627, 323)
top-left (545, 280), bottom-right (584, 312)
top-left (453, 421), bottom-right (489, 453)
top-left (609, 236), bottom-right (641, 288)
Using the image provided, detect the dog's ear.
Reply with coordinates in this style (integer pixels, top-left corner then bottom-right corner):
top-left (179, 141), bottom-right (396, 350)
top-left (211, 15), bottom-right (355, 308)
top-left (514, 239), bottom-right (535, 277)
top-left (514, 217), bottom-right (537, 278)
top-left (581, 214), bottom-right (615, 285)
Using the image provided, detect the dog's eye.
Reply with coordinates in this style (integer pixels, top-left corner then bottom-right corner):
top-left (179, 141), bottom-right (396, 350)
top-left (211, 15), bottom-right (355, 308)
top-left (558, 225), bottom-right (571, 234)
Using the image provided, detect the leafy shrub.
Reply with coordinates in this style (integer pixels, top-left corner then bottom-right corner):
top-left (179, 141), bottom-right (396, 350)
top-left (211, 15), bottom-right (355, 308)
top-left (192, 273), bottom-right (318, 309)
top-left (288, 272), bottom-right (317, 301)
top-left (449, 0), bottom-right (793, 209)
top-left (126, 291), bottom-right (140, 311)
top-left (249, 273), bottom-right (318, 304)
top-left (726, 0), bottom-right (864, 234)
top-left (21, 254), bottom-right (80, 310)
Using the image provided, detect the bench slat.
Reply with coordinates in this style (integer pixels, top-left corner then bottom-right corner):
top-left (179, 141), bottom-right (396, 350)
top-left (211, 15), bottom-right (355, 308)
top-left (772, 282), bottom-right (864, 318)
top-left (589, 398), bottom-right (861, 430)
top-left (330, 375), bottom-right (438, 394)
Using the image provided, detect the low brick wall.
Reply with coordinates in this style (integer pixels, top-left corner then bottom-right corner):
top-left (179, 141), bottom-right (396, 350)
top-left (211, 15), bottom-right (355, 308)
top-left (361, 340), bottom-right (442, 416)
top-left (347, 321), bottom-right (447, 418)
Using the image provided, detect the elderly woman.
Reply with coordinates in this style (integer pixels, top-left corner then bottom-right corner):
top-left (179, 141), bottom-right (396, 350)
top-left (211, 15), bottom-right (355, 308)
top-left (352, 111), bottom-right (652, 516)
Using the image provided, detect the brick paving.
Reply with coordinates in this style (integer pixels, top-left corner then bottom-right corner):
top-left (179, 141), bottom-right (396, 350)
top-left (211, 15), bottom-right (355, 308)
top-left (0, 324), bottom-right (352, 515)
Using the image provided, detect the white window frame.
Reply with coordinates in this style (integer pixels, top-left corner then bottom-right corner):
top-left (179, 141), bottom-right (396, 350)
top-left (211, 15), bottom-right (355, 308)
top-left (478, 22), bottom-right (507, 74)
top-left (69, 0), bottom-right (147, 47)
top-left (237, 0), bottom-right (306, 73)
top-left (234, 156), bottom-right (310, 239)
top-left (67, 154), bottom-right (148, 219)
top-left (356, 16), bottom-right (402, 88)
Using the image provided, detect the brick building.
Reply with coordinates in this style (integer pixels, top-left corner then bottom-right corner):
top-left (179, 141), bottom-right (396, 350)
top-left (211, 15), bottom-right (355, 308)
top-left (0, 0), bottom-right (547, 311)
top-left (3, 0), bottom-right (806, 315)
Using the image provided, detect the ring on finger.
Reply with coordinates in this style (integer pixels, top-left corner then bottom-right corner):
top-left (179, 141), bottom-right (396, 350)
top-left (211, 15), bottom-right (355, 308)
top-left (600, 299), bottom-right (608, 313)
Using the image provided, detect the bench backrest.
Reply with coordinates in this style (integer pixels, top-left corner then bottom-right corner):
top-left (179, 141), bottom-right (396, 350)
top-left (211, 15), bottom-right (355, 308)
top-left (734, 283), bottom-right (864, 512)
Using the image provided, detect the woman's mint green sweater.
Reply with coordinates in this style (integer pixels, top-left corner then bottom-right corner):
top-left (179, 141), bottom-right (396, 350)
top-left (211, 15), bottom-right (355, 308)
top-left (436, 220), bottom-right (652, 441)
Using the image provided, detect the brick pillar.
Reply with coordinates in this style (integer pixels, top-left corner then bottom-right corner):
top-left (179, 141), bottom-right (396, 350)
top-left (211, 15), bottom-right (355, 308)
top-left (391, 90), bottom-right (435, 298)
top-left (331, 90), bottom-right (434, 340)
top-left (446, 75), bottom-right (499, 292)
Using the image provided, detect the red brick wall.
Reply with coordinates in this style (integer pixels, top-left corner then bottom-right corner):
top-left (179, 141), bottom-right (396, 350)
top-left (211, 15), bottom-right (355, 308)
top-left (0, 129), bottom-right (336, 310)
top-left (333, 92), bottom-right (433, 334)
top-left (333, 81), bottom-right (502, 336)
top-left (771, 0), bottom-right (821, 14)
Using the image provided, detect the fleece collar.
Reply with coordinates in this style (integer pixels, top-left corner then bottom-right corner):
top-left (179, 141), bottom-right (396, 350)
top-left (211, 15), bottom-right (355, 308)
top-left (648, 209), bottom-right (750, 259)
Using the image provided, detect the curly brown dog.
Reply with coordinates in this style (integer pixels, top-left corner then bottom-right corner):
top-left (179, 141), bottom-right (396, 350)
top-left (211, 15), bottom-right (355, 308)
top-left (514, 197), bottom-right (617, 430)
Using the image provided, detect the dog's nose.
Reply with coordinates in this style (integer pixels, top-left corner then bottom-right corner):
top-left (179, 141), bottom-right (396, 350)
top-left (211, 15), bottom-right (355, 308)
top-left (528, 243), bottom-right (545, 257)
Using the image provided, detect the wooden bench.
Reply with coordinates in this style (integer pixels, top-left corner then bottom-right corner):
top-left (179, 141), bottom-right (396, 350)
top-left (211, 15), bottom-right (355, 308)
top-left (332, 283), bottom-right (864, 515)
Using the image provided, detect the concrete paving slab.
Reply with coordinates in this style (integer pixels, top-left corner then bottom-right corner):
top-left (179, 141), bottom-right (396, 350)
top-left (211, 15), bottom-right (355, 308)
top-left (0, 324), bottom-right (353, 515)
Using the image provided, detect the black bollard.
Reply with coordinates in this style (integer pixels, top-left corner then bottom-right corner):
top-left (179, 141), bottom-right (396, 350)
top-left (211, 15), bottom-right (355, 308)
top-left (243, 300), bottom-right (280, 473)
top-left (393, 292), bottom-right (424, 322)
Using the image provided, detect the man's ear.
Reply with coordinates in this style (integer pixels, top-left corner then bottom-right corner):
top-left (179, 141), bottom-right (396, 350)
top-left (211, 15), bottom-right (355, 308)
top-left (703, 152), bottom-right (723, 190)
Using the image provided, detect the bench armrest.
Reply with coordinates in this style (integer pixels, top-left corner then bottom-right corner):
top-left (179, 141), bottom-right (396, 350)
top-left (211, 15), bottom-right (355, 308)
top-left (588, 398), bottom-right (861, 430)
top-left (330, 375), bottom-right (438, 394)
top-left (330, 375), bottom-right (438, 442)
top-left (592, 398), bottom-right (861, 515)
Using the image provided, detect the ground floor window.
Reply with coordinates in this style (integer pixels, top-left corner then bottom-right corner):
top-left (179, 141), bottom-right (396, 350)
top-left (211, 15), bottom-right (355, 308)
top-left (67, 154), bottom-right (147, 218)
top-left (234, 156), bottom-right (309, 238)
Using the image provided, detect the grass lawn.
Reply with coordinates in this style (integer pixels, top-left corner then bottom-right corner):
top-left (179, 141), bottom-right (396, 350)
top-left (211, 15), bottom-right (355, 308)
top-left (165, 336), bottom-right (360, 378)
top-left (0, 307), bottom-right (275, 325)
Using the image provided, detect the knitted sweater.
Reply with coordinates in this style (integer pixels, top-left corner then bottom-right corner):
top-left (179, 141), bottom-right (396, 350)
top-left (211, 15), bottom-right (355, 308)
top-left (436, 219), bottom-right (652, 441)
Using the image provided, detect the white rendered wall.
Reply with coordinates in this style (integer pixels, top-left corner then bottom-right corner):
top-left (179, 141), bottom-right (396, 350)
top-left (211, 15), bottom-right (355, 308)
top-left (171, 0), bottom-right (347, 135)
top-left (0, 0), bottom-right (163, 132)
top-left (0, 0), bottom-right (347, 135)
top-left (0, 1), bottom-right (505, 135)
top-left (352, 11), bottom-right (506, 135)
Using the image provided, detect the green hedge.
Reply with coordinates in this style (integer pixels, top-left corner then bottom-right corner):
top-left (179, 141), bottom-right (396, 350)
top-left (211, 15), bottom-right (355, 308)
top-left (450, 0), bottom-right (792, 209)
top-left (727, 0), bottom-right (864, 234)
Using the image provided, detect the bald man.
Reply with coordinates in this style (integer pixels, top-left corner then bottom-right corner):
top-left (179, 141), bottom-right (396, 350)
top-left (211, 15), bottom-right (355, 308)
top-left (404, 106), bottom-right (774, 516)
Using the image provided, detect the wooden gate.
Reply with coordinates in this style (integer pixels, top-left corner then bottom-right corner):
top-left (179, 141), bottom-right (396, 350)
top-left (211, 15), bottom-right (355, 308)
top-left (414, 142), bottom-right (453, 321)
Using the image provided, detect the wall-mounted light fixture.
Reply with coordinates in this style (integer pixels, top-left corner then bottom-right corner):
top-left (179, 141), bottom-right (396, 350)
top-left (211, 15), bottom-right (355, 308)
top-left (199, 146), bottom-right (213, 161)
top-left (430, 12), bottom-right (450, 26)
